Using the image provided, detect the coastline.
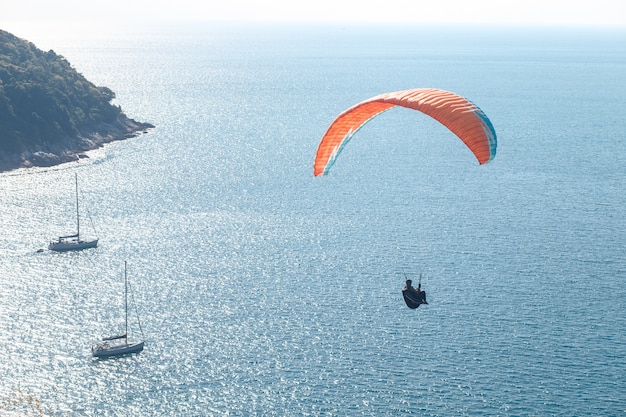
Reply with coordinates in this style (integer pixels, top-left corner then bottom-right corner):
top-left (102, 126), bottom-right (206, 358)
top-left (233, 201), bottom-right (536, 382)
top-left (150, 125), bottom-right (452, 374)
top-left (0, 115), bottom-right (154, 174)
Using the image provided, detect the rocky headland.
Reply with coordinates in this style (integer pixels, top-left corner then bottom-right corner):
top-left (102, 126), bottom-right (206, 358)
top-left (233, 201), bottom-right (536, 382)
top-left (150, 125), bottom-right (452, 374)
top-left (0, 29), bottom-right (153, 172)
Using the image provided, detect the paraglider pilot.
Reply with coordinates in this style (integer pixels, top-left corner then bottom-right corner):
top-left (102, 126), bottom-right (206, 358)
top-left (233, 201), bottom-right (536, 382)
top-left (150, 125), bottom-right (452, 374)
top-left (403, 279), bottom-right (427, 305)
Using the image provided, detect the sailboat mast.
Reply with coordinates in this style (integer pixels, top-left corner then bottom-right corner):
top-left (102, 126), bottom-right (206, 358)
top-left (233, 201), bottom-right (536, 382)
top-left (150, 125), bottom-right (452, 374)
top-left (124, 261), bottom-right (128, 343)
top-left (75, 173), bottom-right (80, 240)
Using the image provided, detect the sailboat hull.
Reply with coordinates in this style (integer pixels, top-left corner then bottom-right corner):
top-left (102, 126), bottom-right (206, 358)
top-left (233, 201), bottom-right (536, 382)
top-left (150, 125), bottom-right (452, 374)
top-left (92, 340), bottom-right (144, 358)
top-left (49, 238), bottom-right (98, 252)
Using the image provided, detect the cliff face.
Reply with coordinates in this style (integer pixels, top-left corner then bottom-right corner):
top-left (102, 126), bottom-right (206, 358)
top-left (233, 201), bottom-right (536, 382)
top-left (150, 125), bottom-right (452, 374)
top-left (0, 29), bottom-right (153, 172)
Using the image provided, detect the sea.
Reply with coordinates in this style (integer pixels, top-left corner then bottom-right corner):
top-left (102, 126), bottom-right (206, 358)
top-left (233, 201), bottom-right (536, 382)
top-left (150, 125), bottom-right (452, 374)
top-left (0, 21), bottom-right (625, 416)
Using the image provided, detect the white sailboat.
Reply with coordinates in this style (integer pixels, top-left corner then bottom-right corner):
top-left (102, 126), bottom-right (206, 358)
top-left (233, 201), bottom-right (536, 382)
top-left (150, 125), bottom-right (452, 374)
top-left (92, 261), bottom-right (145, 358)
top-left (49, 173), bottom-right (98, 252)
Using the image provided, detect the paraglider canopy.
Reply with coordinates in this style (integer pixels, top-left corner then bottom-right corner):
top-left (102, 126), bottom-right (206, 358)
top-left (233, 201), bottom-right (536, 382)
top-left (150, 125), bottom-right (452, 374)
top-left (314, 88), bottom-right (497, 176)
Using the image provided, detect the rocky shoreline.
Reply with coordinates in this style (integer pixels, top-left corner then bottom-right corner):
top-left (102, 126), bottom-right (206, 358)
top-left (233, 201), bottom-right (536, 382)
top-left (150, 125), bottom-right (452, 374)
top-left (0, 114), bottom-right (154, 173)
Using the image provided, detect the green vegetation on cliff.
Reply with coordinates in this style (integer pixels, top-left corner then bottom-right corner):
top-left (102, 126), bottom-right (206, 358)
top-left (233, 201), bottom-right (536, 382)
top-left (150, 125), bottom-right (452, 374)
top-left (0, 29), bottom-right (153, 171)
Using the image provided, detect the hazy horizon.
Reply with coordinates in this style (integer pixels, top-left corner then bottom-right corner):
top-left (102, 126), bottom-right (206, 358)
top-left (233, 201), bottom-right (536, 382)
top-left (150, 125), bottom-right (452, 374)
top-left (2, 0), bottom-right (625, 27)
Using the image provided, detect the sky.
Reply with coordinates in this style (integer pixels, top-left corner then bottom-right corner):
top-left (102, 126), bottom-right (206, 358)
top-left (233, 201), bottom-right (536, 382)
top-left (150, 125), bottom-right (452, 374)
top-left (1, 0), bottom-right (625, 26)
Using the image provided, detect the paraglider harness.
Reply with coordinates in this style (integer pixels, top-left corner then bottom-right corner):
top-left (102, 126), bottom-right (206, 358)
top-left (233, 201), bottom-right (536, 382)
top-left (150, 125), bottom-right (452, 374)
top-left (402, 273), bottom-right (428, 309)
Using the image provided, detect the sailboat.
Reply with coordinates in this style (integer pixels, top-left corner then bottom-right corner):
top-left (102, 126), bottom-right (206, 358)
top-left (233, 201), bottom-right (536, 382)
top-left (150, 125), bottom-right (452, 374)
top-left (49, 173), bottom-right (98, 252)
top-left (92, 261), bottom-right (145, 358)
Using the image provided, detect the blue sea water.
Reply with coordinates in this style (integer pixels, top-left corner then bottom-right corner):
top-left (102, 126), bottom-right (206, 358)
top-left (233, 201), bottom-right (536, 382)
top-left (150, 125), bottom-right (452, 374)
top-left (1, 22), bottom-right (625, 416)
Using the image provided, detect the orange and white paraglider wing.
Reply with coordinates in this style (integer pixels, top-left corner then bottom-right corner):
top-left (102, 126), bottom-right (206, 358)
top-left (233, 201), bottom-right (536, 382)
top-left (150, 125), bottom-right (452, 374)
top-left (313, 100), bottom-right (397, 176)
top-left (313, 88), bottom-right (497, 176)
